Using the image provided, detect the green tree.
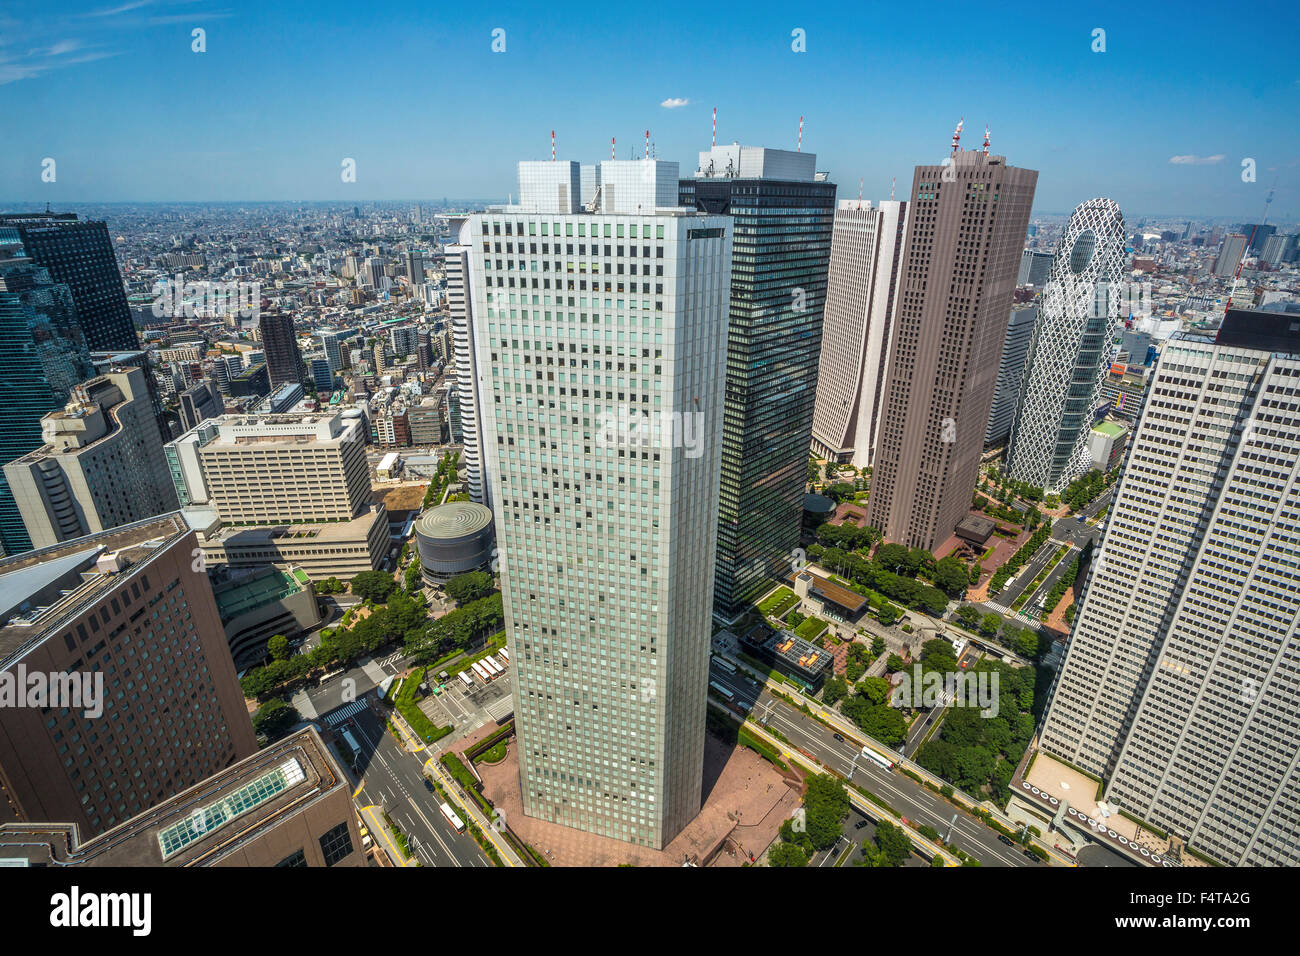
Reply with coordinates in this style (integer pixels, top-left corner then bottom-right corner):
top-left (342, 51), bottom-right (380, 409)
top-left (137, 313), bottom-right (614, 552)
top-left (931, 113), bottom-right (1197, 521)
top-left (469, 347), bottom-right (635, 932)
top-left (252, 698), bottom-right (299, 742)
top-left (267, 634), bottom-right (291, 662)
top-left (874, 820), bottom-right (913, 866)
top-left (979, 612), bottom-right (1002, 636)
top-left (768, 842), bottom-right (809, 867)
top-left (930, 556), bottom-right (969, 597)
top-left (445, 570), bottom-right (493, 605)
top-left (957, 605), bottom-right (981, 629)
top-left (857, 676), bottom-right (892, 706)
top-left (821, 675), bottom-right (849, 706)
top-left (350, 570), bottom-right (397, 603)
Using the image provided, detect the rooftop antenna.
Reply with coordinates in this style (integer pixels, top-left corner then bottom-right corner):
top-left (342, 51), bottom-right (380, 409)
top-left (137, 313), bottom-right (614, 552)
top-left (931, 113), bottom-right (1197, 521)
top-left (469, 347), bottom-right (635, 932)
top-left (551, 130), bottom-right (556, 161)
top-left (890, 177), bottom-right (896, 200)
top-left (712, 107), bottom-right (717, 148)
top-left (951, 117), bottom-right (964, 154)
top-left (611, 137), bottom-right (616, 160)
top-left (858, 178), bottom-right (863, 202)
top-left (797, 115), bottom-right (804, 152)
top-left (645, 129), bottom-right (650, 159)
top-left (983, 124), bottom-right (990, 155)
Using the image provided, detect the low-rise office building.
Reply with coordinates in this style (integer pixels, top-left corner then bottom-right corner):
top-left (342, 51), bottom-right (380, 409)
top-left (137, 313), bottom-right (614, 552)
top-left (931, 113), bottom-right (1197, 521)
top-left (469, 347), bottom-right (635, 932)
top-left (0, 729), bottom-right (362, 867)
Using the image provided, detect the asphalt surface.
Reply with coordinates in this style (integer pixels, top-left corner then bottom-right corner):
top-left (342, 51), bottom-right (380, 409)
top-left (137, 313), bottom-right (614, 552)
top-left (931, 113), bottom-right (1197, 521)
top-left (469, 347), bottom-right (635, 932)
top-left (339, 700), bottom-right (488, 867)
top-left (707, 662), bottom-right (1039, 867)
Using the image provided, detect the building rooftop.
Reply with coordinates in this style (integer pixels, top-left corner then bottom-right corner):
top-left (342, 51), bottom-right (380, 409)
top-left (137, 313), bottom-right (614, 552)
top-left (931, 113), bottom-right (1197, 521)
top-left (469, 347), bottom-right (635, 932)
top-left (0, 729), bottom-right (346, 867)
top-left (415, 501), bottom-right (493, 539)
top-left (0, 513), bottom-right (191, 664)
top-left (213, 566), bottom-right (310, 620)
top-left (1092, 421), bottom-right (1126, 438)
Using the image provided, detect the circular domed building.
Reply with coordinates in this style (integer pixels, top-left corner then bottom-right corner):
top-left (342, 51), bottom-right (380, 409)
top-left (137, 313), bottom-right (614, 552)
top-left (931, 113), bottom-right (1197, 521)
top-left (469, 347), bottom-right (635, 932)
top-left (414, 501), bottom-right (495, 586)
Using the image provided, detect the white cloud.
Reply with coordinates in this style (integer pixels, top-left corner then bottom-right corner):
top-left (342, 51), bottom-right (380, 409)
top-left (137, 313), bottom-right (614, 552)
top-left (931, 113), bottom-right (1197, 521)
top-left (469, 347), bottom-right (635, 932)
top-left (660, 97), bottom-right (690, 109)
top-left (1168, 154), bottom-right (1226, 165)
top-left (85, 1), bottom-right (154, 16)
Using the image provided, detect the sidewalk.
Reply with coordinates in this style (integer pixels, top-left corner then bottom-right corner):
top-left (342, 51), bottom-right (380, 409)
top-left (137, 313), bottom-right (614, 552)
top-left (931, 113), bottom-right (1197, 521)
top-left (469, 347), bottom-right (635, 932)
top-left (724, 651), bottom-right (1073, 867)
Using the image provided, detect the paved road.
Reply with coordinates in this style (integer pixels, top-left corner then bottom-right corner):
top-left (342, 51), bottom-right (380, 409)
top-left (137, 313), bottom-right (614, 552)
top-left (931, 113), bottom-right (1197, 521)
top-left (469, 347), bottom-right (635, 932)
top-left (341, 703), bottom-right (488, 867)
top-left (707, 663), bottom-right (1037, 867)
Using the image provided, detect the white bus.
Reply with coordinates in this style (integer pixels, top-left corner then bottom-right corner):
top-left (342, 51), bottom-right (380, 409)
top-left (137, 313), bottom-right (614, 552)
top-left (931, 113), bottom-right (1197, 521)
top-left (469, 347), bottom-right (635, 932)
top-left (458, 670), bottom-right (475, 688)
top-left (439, 801), bottom-right (466, 833)
top-left (860, 746), bottom-right (894, 771)
top-left (499, 647), bottom-right (510, 661)
top-left (709, 680), bottom-right (735, 702)
top-left (471, 661), bottom-right (491, 682)
top-left (340, 729), bottom-right (361, 758)
top-left (481, 656), bottom-right (501, 676)
top-left (713, 657), bottom-right (738, 675)
top-left (486, 655), bottom-right (504, 674)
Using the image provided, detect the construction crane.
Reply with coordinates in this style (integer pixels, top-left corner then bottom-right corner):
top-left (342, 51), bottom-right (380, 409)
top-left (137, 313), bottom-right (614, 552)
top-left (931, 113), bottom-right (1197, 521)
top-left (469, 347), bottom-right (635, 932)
top-left (1225, 177), bottom-right (1277, 313)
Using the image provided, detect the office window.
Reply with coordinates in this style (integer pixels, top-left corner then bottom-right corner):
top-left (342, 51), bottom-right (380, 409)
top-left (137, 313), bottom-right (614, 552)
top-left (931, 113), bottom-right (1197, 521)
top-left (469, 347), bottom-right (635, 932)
top-left (319, 821), bottom-right (353, 866)
top-left (275, 848), bottom-right (307, 867)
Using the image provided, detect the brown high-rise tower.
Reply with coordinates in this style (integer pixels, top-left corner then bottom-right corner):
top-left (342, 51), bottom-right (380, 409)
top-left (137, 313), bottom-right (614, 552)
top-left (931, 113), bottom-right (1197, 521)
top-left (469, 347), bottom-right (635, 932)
top-left (867, 145), bottom-right (1037, 550)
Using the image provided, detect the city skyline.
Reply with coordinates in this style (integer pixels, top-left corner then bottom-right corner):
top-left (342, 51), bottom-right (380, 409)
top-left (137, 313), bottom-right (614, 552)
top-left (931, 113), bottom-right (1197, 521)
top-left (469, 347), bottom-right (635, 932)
top-left (1, 2), bottom-right (1297, 218)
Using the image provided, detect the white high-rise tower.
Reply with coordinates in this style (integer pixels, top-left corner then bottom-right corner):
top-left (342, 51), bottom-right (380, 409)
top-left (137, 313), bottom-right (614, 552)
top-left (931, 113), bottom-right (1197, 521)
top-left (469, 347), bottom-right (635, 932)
top-left (1040, 310), bottom-right (1300, 866)
top-left (1006, 198), bottom-right (1126, 492)
top-left (809, 198), bottom-right (909, 468)
top-left (468, 158), bottom-right (732, 848)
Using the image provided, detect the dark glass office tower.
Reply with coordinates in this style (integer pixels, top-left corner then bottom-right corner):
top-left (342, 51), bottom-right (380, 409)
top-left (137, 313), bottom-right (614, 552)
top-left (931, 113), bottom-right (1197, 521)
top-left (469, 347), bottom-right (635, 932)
top-left (1, 213), bottom-right (138, 352)
top-left (0, 232), bottom-right (95, 555)
top-left (680, 146), bottom-right (835, 618)
top-left (259, 312), bottom-right (304, 390)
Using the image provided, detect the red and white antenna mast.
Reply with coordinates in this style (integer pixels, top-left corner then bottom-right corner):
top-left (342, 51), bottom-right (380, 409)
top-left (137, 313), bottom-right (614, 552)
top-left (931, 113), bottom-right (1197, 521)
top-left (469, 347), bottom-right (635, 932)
top-left (645, 129), bottom-right (650, 159)
top-left (983, 124), bottom-right (990, 155)
top-left (551, 130), bottom-right (556, 161)
top-left (951, 117), bottom-right (964, 154)
top-left (712, 107), bottom-right (717, 147)
top-left (797, 115), bottom-right (804, 152)
top-left (611, 137), bottom-right (616, 160)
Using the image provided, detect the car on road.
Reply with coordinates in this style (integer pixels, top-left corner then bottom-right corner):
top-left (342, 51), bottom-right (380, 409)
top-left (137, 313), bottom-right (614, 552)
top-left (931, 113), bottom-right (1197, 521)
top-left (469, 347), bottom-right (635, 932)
top-left (424, 778), bottom-right (434, 792)
top-left (998, 835), bottom-right (1016, 847)
top-left (833, 733), bottom-right (845, 742)
top-left (1023, 849), bottom-right (1039, 862)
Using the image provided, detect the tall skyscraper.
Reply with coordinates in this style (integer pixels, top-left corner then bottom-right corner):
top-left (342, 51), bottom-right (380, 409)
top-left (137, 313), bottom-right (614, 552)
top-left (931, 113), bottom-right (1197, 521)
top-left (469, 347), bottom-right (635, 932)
top-left (679, 145), bottom-right (836, 616)
top-left (0, 512), bottom-right (257, 838)
top-left (258, 313), bottom-right (303, 390)
top-left (319, 329), bottom-right (346, 376)
top-left (0, 232), bottom-right (95, 556)
top-left (471, 159), bottom-right (731, 848)
top-left (0, 213), bottom-right (138, 351)
top-left (1241, 223), bottom-right (1276, 254)
top-left (810, 198), bottom-right (908, 468)
top-left (983, 304), bottom-right (1038, 447)
top-left (4, 365), bottom-right (179, 549)
top-left (404, 248), bottom-right (425, 285)
top-left (866, 142), bottom-right (1037, 549)
top-left (1005, 198), bottom-right (1127, 491)
top-left (445, 221), bottom-right (488, 505)
top-left (1214, 233), bottom-right (1247, 278)
top-left (1017, 249), bottom-right (1053, 287)
top-left (1040, 310), bottom-right (1300, 866)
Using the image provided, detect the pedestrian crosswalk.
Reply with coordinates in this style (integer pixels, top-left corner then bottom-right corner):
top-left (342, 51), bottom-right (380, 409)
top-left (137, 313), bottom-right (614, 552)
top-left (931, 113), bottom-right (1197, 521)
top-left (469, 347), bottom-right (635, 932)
top-left (324, 699), bottom-right (368, 726)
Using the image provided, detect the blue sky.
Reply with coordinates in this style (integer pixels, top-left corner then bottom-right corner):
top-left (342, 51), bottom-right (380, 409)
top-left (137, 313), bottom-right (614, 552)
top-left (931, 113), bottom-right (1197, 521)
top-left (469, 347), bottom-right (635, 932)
top-left (3, 0), bottom-right (1298, 218)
